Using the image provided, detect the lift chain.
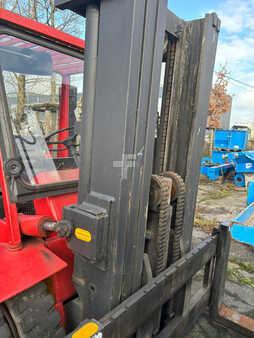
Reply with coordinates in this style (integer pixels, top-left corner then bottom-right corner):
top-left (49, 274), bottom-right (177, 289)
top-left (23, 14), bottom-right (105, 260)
top-left (162, 171), bottom-right (185, 263)
top-left (149, 174), bottom-right (172, 276)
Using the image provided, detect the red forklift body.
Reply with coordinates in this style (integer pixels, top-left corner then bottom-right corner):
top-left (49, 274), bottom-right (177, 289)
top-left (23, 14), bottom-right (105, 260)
top-left (0, 238), bottom-right (67, 303)
top-left (0, 8), bottom-right (83, 316)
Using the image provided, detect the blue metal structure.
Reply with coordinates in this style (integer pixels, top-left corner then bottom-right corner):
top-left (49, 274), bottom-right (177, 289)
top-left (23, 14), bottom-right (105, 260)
top-left (230, 178), bottom-right (254, 246)
top-left (211, 150), bottom-right (229, 165)
top-left (229, 151), bottom-right (254, 173)
top-left (233, 173), bottom-right (245, 187)
top-left (213, 129), bottom-right (248, 150)
top-left (247, 181), bottom-right (254, 206)
top-left (231, 203), bottom-right (254, 246)
top-left (200, 128), bottom-right (253, 186)
top-left (200, 160), bottom-right (234, 181)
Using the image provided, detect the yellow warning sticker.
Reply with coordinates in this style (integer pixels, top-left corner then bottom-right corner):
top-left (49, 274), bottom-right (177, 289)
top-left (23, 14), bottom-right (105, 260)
top-left (72, 322), bottom-right (99, 338)
top-left (75, 228), bottom-right (92, 242)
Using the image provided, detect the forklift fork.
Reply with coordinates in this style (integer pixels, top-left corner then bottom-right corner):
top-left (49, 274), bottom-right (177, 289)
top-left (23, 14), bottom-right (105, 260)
top-left (69, 224), bottom-right (254, 337)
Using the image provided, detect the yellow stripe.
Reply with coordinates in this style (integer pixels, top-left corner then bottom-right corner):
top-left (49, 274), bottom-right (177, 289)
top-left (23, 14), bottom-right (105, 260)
top-left (75, 228), bottom-right (92, 242)
top-left (72, 322), bottom-right (99, 338)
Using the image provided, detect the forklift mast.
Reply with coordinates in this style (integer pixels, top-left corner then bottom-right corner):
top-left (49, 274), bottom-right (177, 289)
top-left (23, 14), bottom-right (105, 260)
top-left (61, 0), bottom-right (168, 320)
top-left (53, 0), bottom-right (228, 336)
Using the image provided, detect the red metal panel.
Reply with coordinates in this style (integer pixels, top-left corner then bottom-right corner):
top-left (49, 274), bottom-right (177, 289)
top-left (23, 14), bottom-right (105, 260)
top-left (55, 302), bottom-right (66, 329)
top-left (0, 9), bottom-right (84, 51)
top-left (19, 214), bottom-right (52, 237)
top-left (46, 237), bottom-right (75, 304)
top-left (0, 238), bottom-right (67, 303)
top-left (58, 76), bottom-right (70, 158)
top-left (34, 191), bottom-right (78, 221)
top-left (0, 219), bottom-right (9, 243)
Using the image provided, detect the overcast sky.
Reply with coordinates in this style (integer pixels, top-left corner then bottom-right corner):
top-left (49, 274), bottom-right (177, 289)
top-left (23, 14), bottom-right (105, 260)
top-left (169, 0), bottom-right (254, 126)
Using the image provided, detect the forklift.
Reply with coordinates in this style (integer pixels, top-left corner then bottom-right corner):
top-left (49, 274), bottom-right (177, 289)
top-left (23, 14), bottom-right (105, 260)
top-left (0, 0), bottom-right (254, 337)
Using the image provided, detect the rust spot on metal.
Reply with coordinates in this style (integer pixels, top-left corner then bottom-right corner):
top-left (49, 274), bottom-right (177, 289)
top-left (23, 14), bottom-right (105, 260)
top-left (219, 304), bottom-right (254, 332)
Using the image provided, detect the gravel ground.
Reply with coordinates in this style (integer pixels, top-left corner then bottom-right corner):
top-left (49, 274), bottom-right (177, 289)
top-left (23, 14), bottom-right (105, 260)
top-left (185, 180), bottom-right (254, 338)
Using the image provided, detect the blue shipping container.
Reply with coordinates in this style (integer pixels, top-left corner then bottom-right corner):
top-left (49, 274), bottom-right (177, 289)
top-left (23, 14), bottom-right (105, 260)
top-left (213, 130), bottom-right (248, 150)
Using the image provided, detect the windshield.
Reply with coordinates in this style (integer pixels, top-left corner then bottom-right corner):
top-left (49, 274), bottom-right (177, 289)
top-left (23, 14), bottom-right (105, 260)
top-left (0, 34), bottom-right (83, 186)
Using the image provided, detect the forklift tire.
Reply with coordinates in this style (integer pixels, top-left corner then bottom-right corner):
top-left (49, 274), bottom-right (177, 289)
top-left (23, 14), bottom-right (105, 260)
top-left (0, 306), bottom-right (12, 337)
top-left (4, 282), bottom-right (65, 338)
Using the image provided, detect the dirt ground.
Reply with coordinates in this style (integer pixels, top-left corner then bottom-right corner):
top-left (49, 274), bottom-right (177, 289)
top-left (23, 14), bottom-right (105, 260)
top-left (186, 178), bottom-right (254, 338)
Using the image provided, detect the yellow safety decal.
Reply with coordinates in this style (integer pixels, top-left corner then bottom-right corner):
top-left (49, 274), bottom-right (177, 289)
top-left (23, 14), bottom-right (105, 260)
top-left (75, 228), bottom-right (92, 242)
top-left (72, 322), bottom-right (99, 338)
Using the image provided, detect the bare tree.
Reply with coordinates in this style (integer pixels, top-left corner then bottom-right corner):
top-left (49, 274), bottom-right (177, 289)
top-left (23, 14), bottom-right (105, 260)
top-left (1, 0), bottom-right (19, 11)
top-left (206, 65), bottom-right (232, 157)
top-left (207, 65), bottom-right (232, 129)
top-left (1, 0), bottom-right (83, 130)
top-left (5, 0), bottom-right (84, 37)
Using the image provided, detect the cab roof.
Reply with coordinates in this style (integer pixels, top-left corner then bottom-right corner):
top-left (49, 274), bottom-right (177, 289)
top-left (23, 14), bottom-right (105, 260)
top-left (0, 9), bottom-right (84, 75)
top-left (0, 8), bottom-right (84, 52)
